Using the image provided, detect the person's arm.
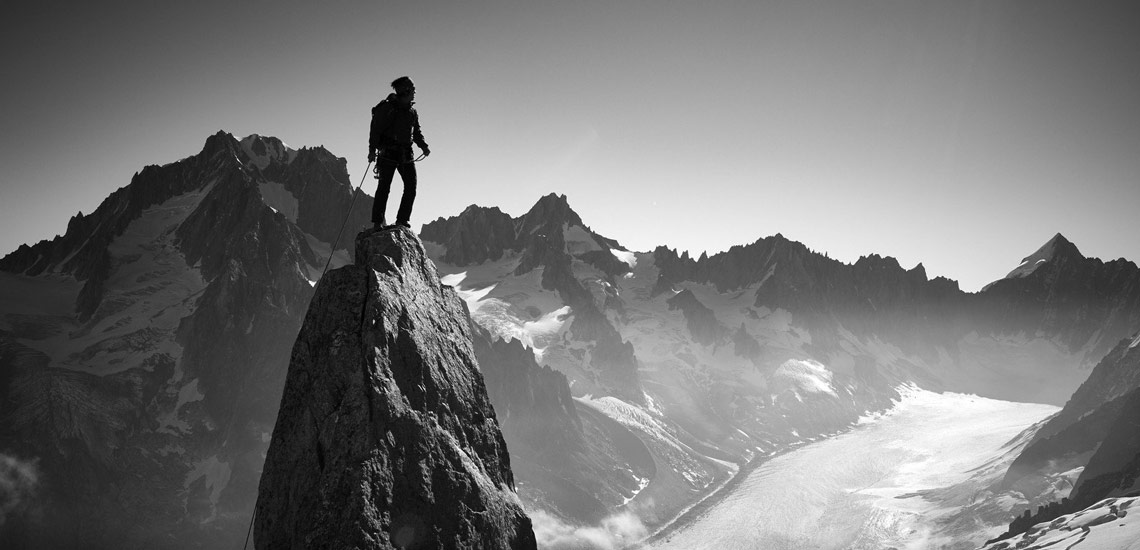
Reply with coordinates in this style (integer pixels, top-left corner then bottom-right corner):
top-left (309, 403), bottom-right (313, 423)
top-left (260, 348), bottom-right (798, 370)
top-left (413, 110), bottom-right (430, 156)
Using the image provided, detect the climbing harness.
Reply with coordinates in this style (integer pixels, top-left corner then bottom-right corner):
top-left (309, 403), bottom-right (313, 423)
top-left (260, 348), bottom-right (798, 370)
top-left (372, 152), bottom-right (426, 176)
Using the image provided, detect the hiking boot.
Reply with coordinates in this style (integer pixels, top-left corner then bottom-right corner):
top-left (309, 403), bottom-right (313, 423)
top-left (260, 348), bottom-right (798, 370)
top-left (372, 220), bottom-right (387, 231)
top-left (394, 221), bottom-right (411, 229)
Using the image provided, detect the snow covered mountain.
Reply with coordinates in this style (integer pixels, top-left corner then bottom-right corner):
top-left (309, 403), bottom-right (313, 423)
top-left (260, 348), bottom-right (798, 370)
top-left (0, 132), bottom-right (371, 549)
top-left (3, 132), bottom-right (1139, 549)
top-left (420, 195), bottom-right (1140, 537)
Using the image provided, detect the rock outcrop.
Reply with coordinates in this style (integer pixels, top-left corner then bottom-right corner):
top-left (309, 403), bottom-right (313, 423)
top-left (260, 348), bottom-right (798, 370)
top-left (667, 289), bottom-right (727, 346)
top-left (254, 228), bottom-right (535, 550)
top-left (1002, 333), bottom-right (1140, 489)
top-left (990, 333), bottom-right (1140, 544)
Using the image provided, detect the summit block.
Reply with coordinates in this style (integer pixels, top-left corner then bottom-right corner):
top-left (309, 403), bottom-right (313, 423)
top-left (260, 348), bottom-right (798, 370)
top-left (255, 228), bottom-right (536, 550)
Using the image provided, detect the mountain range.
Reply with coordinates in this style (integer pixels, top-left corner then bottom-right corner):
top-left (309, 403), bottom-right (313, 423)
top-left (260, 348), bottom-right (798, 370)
top-left (1, 132), bottom-right (1138, 548)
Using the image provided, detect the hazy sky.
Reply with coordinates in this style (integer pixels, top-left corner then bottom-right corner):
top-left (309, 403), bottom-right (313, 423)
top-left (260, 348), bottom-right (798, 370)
top-left (2, 1), bottom-right (1138, 291)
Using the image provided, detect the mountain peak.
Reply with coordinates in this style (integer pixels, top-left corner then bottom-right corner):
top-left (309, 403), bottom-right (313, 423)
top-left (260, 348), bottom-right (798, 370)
top-left (1001, 233), bottom-right (1085, 280)
top-left (518, 193), bottom-right (584, 233)
top-left (536, 192), bottom-right (569, 207)
top-left (201, 130), bottom-right (240, 156)
top-left (240, 134), bottom-right (298, 169)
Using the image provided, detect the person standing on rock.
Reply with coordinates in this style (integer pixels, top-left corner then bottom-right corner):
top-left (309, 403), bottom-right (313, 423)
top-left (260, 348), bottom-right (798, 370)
top-left (368, 76), bottom-right (431, 230)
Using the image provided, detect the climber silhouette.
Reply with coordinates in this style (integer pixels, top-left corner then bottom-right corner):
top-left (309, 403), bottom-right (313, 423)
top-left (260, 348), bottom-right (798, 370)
top-left (368, 76), bottom-right (431, 230)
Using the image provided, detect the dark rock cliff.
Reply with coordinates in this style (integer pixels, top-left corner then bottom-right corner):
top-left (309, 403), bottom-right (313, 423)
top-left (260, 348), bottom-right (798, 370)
top-left (1069, 387), bottom-right (1140, 505)
top-left (473, 327), bottom-right (582, 458)
top-left (990, 334), bottom-right (1140, 544)
top-left (1002, 334), bottom-right (1140, 489)
top-left (667, 289), bottom-right (727, 347)
top-left (254, 228), bottom-right (535, 550)
top-left (470, 327), bottom-right (655, 523)
top-left (420, 205), bottom-right (518, 266)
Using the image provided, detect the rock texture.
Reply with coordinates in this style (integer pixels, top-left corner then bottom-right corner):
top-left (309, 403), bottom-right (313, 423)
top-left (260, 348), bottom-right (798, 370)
top-left (1070, 387), bottom-right (1140, 505)
top-left (1002, 333), bottom-right (1140, 489)
top-left (423, 193), bottom-right (641, 401)
top-left (0, 130), bottom-right (367, 549)
top-left (990, 333), bottom-right (1140, 543)
top-left (254, 228), bottom-right (535, 550)
top-left (471, 327), bottom-right (654, 522)
top-left (649, 232), bottom-right (1140, 404)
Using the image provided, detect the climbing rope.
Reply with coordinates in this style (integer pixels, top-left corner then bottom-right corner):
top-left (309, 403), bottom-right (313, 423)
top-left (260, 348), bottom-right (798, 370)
top-left (237, 156), bottom-right (419, 548)
top-left (318, 160), bottom-right (374, 279)
top-left (242, 509), bottom-right (255, 550)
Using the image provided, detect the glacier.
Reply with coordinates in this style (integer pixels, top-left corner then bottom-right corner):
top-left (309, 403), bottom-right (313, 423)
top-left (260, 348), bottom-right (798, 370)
top-left (648, 389), bottom-right (1057, 549)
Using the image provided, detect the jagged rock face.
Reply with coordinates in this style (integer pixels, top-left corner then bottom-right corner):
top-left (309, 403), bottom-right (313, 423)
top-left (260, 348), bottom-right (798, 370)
top-left (648, 232), bottom-right (1140, 404)
top-left (667, 289), bottom-right (725, 346)
top-left (1035, 333), bottom-right (1140, 442)
top-left (420, 205), bottom-right (518, 265)
top-left (255, 229), bottom-right (535, 550)
top-left (1070, 386), bottom-right (1140, 507)
top-left (652, 236), bottom-right (969, 366)
top-left (655, 237), bottom-right (963, 325)
top-left (424, 193), bottom-right (643, 401)
top-left (0, 131), bottom-right (370, 549)
top-left (473, 327), bottom-right (582, 457)
top-left (1002, 334), bottom-right (1140, 490)
top-left (470, 326), bottom-right (657, 523)
top-left (979, 235), bottom-right (1140, 360)
top-left (989, 394), bottom-right (1140, 546)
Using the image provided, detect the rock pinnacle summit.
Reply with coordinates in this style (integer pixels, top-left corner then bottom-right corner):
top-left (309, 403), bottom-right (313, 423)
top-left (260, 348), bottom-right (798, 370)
top-left (255, 227), bottom-right (536, 549)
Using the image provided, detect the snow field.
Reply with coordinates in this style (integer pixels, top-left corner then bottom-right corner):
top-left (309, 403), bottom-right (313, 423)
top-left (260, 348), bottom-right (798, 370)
top-left (649, 389), bottom-right (1057, 550)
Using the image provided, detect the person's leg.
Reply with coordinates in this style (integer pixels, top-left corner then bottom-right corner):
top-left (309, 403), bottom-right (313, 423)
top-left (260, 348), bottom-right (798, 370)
top-left (372, 160), bottom-right (397, 226)
top-left (394, 161), bottom-right (417, 225)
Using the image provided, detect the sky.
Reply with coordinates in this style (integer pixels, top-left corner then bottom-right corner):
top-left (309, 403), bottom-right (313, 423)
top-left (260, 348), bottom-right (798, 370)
top-left (2, 0), bottom-right (1138, 292)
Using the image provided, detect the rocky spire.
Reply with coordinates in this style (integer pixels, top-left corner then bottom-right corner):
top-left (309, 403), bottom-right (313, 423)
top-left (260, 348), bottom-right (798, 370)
top-left (999, 233), bottom-right (1084, 281)
top-left (255, 228), bottom-right (536, 549)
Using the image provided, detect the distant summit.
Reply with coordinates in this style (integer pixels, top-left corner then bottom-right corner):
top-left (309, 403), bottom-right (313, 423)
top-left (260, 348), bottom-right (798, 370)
top-left (999, 233), bottom-right (1084, 282)
top-left (239, 134), bottom-right (298, 169)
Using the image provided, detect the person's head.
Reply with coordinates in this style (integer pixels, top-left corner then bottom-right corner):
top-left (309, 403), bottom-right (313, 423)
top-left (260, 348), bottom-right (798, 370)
top-left (391, 76), bottom-right (415, 104)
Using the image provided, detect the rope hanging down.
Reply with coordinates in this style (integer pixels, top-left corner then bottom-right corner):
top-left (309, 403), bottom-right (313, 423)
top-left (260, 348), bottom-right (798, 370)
top-left (242, 509), bottom-right (255, 550)
top-left (238, 159), bottom-right (382, 549)
top-left (319, 160), bottom-right (374, 279)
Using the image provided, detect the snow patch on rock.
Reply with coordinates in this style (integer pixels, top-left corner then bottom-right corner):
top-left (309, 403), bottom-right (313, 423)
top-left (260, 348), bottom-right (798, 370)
top-left (258, 181), bottom-right (299, 223)
top-left (772, 359), bottom-right (837, 397)
top-left (240, 134), bottom-right (297, 169)
top-left (183, 456), bottom-right (232, 522)
top-left (611, 248), bottom-right (637, 269)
